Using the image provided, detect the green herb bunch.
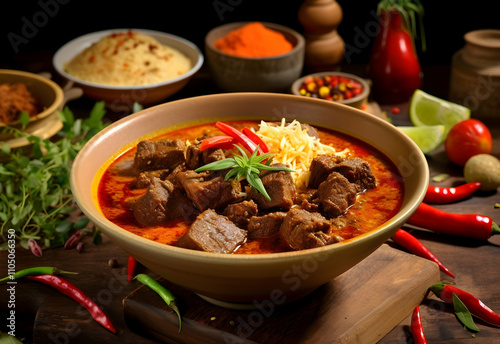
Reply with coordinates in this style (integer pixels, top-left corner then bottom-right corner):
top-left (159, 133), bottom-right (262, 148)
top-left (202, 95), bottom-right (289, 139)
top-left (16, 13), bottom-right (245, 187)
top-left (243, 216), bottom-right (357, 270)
top-left (0, 101), bottom-right (107, 251)
top-left (195, 145), bottom-right (294, 201)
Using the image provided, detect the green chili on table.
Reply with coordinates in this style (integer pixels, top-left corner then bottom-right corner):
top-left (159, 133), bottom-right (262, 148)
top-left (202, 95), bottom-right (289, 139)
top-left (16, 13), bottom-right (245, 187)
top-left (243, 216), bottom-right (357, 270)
top-left (0, 266), bottom-right (78, 282)
top-left (26, 274), bottom-right (117, 334)
top-left (134, 273), bottom-right (182, 333)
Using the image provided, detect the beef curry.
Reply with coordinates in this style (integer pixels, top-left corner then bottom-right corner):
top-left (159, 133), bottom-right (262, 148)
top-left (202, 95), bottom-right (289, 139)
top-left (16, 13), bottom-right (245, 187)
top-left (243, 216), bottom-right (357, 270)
top-left (98, 119), bottom-right (404, 254)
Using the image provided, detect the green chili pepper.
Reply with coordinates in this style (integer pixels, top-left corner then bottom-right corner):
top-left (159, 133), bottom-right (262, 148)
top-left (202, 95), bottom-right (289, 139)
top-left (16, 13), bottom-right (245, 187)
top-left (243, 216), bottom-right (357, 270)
top-left (134, 273), bottom-right (182, 333)
top-left (0, 266), bottom-right (78, 282)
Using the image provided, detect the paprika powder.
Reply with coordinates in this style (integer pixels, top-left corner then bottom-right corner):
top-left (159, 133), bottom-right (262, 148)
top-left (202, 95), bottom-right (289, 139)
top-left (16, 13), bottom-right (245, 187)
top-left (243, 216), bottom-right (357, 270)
top-left (215, 22), bottom-right (293, 58)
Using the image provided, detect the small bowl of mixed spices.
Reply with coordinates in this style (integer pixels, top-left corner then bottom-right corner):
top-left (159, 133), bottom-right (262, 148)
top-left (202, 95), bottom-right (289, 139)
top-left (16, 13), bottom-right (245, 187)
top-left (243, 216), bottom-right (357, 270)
top-left (0, 69), bottom-right (65, 150)
top-left (0, 69), bottom-right (64, 126)
top-left (291, 72), bottom-right (370, 109)
top-left (205, 21), bottom-right (305, 92)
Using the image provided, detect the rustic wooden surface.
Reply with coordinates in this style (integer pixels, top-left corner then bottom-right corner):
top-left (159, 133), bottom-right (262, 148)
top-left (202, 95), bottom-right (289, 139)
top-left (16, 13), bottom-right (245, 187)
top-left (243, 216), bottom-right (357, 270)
top-left (1, 65), bottom-right (500, 343)
top-left (123, 244), bottom-right (440, 344)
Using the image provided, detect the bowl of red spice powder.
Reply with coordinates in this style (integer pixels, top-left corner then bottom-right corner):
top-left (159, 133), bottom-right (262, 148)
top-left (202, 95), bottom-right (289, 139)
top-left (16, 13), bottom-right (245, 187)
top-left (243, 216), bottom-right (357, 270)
top-left (205, 22), bottom-right (305, 92)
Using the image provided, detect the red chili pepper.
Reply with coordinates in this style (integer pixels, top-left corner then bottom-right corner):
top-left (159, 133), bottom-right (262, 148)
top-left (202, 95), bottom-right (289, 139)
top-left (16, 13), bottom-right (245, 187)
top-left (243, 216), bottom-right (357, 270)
top-left (26, 275), bottom-right (117, 333)
top-left (392, 229), bottom-right (454, 278)
top-left (199, 135), bottom-right (235, 151)
top-left (407, 202), bottom-right (500, 240)
top-left (128, 256), bottom-right (137, 282)
top-left (242, 127), bottom-right (270, 153)
top-left (424, 182), bottom-right (481, 204)
top-left (411, 305), bottom-right (428, 344)
top-left (215, 122), bottom-right (264, 155)
top-left (430, 282), bottom-right (500, 327)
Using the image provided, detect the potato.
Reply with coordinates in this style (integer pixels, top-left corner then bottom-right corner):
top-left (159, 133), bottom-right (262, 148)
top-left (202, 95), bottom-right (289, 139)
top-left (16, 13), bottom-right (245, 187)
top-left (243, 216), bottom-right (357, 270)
top-left (464, 154), bottom-right (500, 191)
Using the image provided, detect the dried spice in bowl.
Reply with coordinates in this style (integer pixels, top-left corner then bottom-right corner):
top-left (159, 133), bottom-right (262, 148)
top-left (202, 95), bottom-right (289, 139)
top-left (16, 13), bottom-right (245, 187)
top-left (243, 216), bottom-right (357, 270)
top-left (214, 22), bottom-right (293, 58)
top-left (297, 74), bottom-right (364, 101)
top-left (0, 83), bottom-right (41, 123)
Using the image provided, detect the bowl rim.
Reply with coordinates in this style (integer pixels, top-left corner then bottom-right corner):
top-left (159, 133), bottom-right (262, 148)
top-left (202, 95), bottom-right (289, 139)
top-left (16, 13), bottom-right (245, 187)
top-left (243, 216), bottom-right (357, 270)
top-left (0, 69), bottom-right (64, 126)
top-left (291, 71), bottom-right (370, 105)
top-left (205, 21), bottom-right (305, 60)
top-left (71, 92), bottom-right (428, 263)
top-left (52, 28), bottom-right (204, 90)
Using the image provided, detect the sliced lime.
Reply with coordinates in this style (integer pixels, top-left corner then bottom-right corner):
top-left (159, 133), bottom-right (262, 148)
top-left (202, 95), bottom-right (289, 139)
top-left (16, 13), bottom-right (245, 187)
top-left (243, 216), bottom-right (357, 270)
top-left (409, 89), bottom-right (470, 135)
top-left (397, 125), bottom-right (446, 155)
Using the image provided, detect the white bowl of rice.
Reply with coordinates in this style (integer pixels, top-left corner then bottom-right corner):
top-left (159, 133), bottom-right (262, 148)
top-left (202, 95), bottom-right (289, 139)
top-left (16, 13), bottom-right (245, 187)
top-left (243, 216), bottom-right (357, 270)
top-left (53, 29), bottom-right (203, 111)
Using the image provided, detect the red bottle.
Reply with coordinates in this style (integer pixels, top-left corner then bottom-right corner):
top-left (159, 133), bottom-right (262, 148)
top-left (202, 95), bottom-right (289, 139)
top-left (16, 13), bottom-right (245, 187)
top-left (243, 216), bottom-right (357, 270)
top-left (368, 9), bottom-right (422, 104)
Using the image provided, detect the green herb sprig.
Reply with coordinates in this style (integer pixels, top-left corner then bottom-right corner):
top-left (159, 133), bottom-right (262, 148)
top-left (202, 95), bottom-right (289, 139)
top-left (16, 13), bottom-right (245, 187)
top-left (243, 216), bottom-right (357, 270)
top-left (195, 145), bottom-right (294, 201)
top-left (0, 101), bottom-right (107, 250)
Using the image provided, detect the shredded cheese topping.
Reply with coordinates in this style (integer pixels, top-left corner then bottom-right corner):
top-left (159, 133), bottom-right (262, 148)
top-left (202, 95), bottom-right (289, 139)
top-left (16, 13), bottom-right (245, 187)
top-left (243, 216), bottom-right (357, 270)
top-left (256, 119), bottom-right (348, 189)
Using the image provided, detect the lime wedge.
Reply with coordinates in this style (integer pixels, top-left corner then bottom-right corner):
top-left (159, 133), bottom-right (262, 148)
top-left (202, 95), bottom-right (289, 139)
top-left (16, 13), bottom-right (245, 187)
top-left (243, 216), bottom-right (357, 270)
top-left (397, 125), bottom-right (446, 154)
top-left (409, 90), bottom-right (470, 134)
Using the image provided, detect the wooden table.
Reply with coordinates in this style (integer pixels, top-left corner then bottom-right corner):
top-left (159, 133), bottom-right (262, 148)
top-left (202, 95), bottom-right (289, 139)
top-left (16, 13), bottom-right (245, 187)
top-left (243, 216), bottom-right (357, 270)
top-left (1, 65), bottom-right (499, 343)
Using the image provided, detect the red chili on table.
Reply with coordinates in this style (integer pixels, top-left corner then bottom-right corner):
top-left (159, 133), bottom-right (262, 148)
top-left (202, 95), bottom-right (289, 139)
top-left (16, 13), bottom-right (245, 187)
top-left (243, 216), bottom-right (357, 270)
top-left (411, 305), bottom-right (428, 344)
top-left (298, 75), bottom-right (364, 101)
top-left (430, 282), bottom-right (500, 327)
top-left (128, 255), bottom-right (137, 282)
top-left (407, 202), bottom-right (500, 240)
top-left (424, 182), bottom-right (481, 204)
top-left (26, 274), bottom-right (117, 334)
top-left (392, 229), bottom-right (454, 278)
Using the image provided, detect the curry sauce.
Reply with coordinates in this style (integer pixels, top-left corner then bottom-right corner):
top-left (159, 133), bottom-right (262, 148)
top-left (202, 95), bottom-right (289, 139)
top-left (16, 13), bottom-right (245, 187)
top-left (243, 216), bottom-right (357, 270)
top-left (98, 120), bottom-right (404, 254)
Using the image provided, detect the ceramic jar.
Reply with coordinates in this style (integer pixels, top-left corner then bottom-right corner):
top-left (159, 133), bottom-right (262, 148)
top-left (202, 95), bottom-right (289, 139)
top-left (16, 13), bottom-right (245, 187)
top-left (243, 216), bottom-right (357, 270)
top-left (297, 0), bottom-right (345, 72)
top-left (449, 29), bottom-right (500, 121)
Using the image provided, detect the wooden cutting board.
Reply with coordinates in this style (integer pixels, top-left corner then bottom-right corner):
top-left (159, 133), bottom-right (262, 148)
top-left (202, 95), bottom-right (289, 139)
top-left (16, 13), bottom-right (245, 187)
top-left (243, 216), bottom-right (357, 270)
top-left (123, 244), bottom-right (440, 344)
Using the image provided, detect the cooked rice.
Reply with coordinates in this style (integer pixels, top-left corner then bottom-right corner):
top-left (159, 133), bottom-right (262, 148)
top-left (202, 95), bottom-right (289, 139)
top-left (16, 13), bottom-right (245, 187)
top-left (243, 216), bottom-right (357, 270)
top-left (64, 31), bottom-right (192, 86)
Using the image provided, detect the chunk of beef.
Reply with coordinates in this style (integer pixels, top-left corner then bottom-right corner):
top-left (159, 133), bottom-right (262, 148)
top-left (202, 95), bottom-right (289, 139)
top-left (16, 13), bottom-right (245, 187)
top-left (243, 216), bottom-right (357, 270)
top-left (247, 212), bottom-right (287, 239)
top-left (223, 200), bottom-right (258, 229)
top-left (164, 163), bottom-right (187, 187)
top-left (185, 143), bottom-right (226, 170)
top-left (331, 158), bottom-right (376, 193)
top-left (132, 169), bottom-right (171, 189)
top-left (177, 170), bottom-right (241, 212)
top-left (294, 188), bottom-right (319, 212)
top-left (134, 139), bottom-right (186, 172)
top-left (248, 164), bottom-right (296, 210)
top-left (314, 172), bottom-right (357, 218)
top-left (279, 208), bottom-right (336, 250)
top-left (308, 154), bottom-right (344, 189)
top-left (128, 178), bottom-right (196, 227)
top-left (176, 209), bottom-right (247, 253)
top-left (300, 123), bottom-right (319, 139)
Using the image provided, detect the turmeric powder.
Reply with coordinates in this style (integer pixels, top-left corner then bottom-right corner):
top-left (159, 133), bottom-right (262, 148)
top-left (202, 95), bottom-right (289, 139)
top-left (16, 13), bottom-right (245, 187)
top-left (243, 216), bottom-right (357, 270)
top-left (215, 22), bottom-right (293, 58)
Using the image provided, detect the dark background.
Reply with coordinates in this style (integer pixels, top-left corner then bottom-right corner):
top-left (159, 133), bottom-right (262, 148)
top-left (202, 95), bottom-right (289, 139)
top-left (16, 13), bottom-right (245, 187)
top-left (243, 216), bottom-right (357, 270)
top-left (1, 0), bottom-right (498, 72)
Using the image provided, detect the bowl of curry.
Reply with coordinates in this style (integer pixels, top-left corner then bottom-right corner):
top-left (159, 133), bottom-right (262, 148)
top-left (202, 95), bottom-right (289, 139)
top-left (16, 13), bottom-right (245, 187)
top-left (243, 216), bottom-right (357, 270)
top-left (70, 93), bottom-right (428, 307)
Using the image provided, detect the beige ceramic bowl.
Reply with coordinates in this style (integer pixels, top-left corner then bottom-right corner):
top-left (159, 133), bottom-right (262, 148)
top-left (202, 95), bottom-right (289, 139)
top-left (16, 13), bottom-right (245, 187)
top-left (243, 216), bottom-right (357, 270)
top-left (70, 93), bottom-right (428, 308)
top-left (0, 69), bottom-right (64, 126)
top-left (53, 29), bottom-right (203, 111)
top-left (291, 71), bottom-right (370, 109)
top-left (205, 22), bottom-right (305, 92)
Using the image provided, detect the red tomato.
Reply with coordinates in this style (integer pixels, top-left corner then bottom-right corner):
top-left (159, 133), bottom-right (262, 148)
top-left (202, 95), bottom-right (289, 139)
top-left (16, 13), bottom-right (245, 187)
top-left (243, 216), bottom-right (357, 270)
top-left (444, 119), bottom-right (492, 166)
